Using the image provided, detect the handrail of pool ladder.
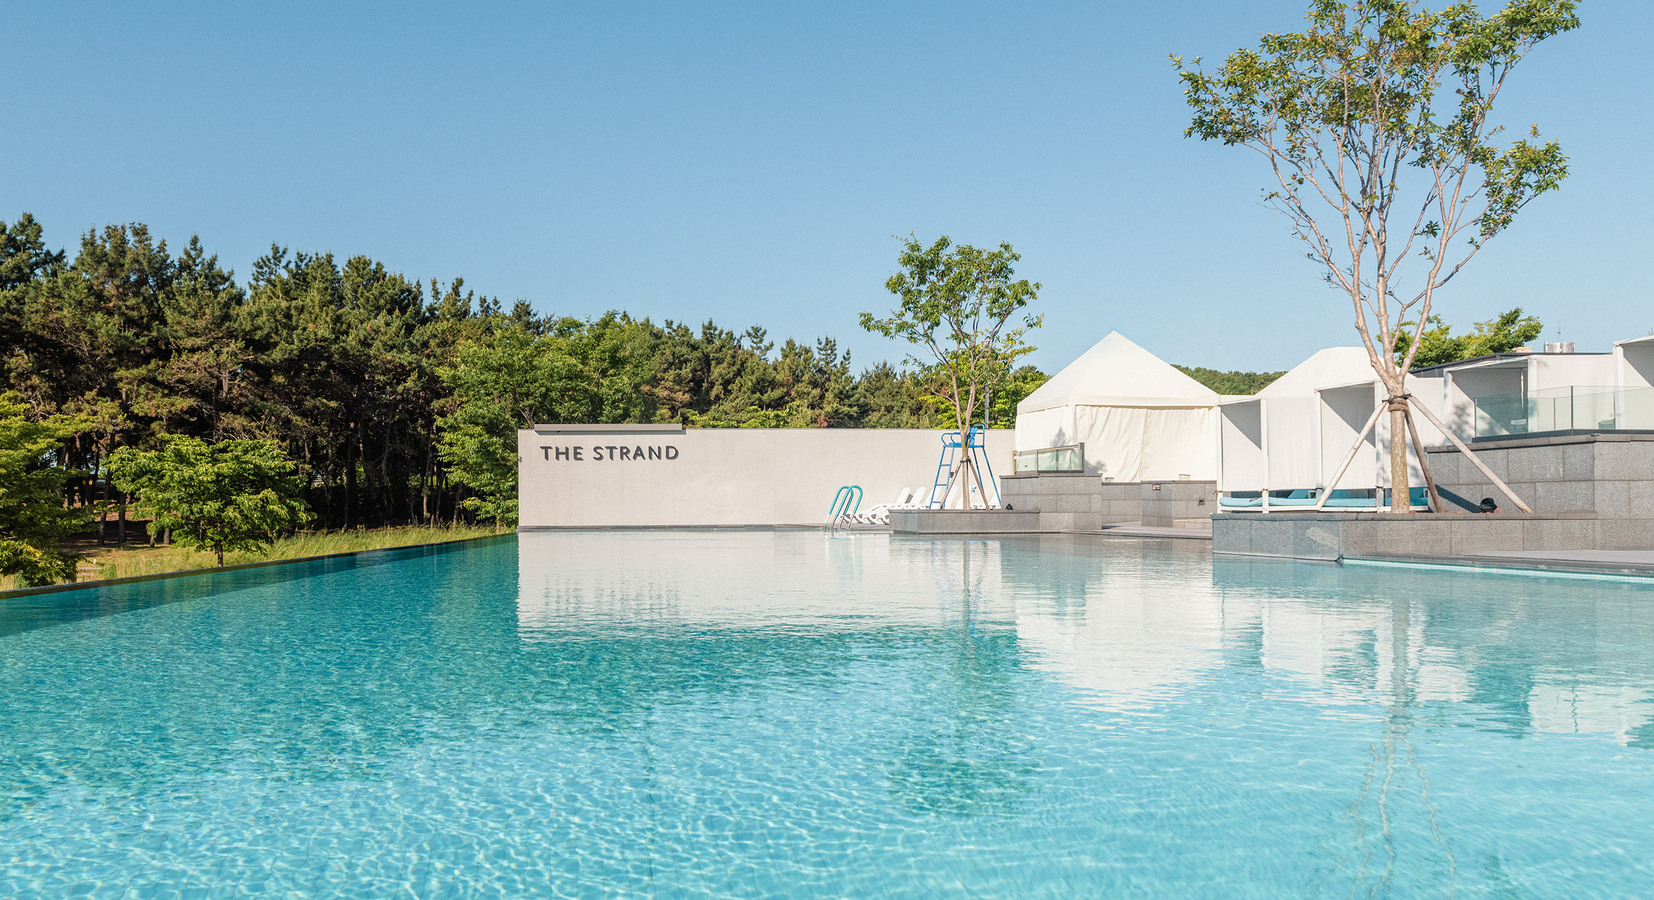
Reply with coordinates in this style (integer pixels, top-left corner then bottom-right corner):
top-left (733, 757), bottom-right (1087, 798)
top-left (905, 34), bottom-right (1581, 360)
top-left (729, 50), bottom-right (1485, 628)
top-left (827, 485), bottom-right (863, 529)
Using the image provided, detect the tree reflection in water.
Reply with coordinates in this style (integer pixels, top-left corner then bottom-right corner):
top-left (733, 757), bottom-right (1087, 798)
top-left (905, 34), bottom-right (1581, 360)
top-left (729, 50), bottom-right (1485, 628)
top-left (885, 539), bottom-right (1040, 818)
top-left (1322, 598), bottom-right (1459, 898)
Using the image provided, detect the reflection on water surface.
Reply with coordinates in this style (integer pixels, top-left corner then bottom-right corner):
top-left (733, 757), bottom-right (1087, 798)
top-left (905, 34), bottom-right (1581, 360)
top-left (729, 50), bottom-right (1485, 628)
top-left (1, 531), bottom-right (1652, 897)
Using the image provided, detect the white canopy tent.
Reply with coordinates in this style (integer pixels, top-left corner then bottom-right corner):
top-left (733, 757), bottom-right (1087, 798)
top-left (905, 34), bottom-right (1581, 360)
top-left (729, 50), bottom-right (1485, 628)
top-left (1218, 347), bottom-right (1375, 494)
top-left (1015, 332), bottom-right (1219, 482)
top-left (1316, 374), bottom-right (1447, 494)
top-left (1216, 345), bottom-right (1452, 509)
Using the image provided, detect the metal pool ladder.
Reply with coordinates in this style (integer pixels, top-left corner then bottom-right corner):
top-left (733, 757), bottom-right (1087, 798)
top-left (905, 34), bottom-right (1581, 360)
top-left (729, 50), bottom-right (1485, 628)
top-left (827, 485), bottom-right (863, 528)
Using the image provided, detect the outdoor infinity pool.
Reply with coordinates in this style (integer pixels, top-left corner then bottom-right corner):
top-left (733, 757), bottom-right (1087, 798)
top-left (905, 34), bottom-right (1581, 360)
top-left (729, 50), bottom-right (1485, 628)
top-left (4, 531), bottom-right (1654, 897)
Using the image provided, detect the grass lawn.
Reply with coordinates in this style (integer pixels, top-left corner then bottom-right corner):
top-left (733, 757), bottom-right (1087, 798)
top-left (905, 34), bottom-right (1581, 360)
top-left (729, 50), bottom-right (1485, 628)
top-left (1, 524), bottom-right (512, 592)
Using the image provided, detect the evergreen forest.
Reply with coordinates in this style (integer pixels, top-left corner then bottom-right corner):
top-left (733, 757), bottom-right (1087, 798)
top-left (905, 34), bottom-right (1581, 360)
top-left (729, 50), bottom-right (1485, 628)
top-left (0, 215), bottom-right (1052, 536)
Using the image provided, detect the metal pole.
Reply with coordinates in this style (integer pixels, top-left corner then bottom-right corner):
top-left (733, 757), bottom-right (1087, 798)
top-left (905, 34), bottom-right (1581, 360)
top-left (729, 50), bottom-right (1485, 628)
top-left (1261, 399), bottom-right (1271, 513)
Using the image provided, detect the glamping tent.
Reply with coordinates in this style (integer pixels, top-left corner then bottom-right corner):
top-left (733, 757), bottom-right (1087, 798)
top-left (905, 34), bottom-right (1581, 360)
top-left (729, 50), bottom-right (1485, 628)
top-left (1014, 332), bottom-right (1219, 482)
top-left (1218, 347), bottom-right (1376, 495)
top-left (1218, 344), bottom-right (1452, 509)
top-left (1314, 374), bottom-right (1446, 498)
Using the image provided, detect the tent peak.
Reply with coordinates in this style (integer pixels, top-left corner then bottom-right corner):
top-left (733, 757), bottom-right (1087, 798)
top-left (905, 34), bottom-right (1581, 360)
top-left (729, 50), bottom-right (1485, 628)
top-left (1255, 347), bottom-right (1377, 399)
top-left (1016, 330), bottom-right (1219, 413)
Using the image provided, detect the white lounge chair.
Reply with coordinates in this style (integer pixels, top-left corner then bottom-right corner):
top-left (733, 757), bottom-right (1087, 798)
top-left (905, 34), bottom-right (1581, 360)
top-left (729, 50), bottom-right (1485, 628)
top-left (852, 487), bottom-right (919, 526)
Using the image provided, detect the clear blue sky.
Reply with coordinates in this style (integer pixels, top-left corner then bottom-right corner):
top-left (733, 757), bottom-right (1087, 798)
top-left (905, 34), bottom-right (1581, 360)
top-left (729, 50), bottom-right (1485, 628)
top-left (4, 1), bottom-right (1647, 375)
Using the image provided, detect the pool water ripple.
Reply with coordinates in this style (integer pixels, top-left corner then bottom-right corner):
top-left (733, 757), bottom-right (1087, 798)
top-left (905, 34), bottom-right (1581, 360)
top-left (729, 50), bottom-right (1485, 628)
top-left (3, 531), bottom-right (1654, 897)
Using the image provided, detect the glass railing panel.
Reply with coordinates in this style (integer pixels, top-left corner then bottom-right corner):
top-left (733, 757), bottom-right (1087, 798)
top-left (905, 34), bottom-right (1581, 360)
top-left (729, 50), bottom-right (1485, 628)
top-left (1572, 388), bottom-right (1621, 431)
top-left (1014, 445), bottom-right (1084, 473)
top-left (1473, 392), bottom-right (1530, 437)
top-left (1622, 386), bottom-right (1654, 430)
top-left (1471, 386), bottom-right (1654, 435)
top-left (1037, 447), bottom-right (1083, 472)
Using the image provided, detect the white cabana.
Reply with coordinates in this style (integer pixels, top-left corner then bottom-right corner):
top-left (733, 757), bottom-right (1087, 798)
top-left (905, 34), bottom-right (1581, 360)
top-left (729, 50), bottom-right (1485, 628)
top-left (1217, 345), bottom-right (1451, 508)
top-left (1218, 347), bottom-right (1375, 494)
top-left (1015, 331), bottom-right (1219, 482)
top-left (1315, 374), bottom-right (1447, 495)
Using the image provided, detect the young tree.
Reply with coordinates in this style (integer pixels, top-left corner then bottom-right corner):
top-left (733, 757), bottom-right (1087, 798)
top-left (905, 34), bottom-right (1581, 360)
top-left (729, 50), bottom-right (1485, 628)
top-left (1176, 0), bottom-right (1579, 509)
top-left (107, 436), bottom-right (312, 566)
top-left (0, 402), bottom-right (93, 586)
top-left (861, 236), bottom-right (1040, 508)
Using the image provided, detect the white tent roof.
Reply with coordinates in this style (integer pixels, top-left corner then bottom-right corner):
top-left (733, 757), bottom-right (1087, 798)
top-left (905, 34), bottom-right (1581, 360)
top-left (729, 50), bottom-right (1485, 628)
top-left (1017, 331), bottom-right (1219, 412)
top-left (1256, 347), bottom-right (1376, 399)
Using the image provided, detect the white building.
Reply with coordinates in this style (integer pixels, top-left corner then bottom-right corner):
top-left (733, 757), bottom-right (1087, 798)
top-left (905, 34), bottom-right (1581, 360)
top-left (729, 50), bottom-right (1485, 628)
top-left (1422, 348), bottom-right (1618, 440)
top-left (1614, 335), bottom-right (1654, 429)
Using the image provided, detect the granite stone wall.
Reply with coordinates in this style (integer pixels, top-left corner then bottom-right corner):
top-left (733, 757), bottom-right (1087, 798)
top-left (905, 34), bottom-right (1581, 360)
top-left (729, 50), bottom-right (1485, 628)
top-left (1426, 433), bottom-right (1654, 549)
top-left (1212, 512), bottom-right (1606, 561)
top-left (1140, 482), bottom-right (1218, 527)
top-left (888, 509), bottom-right (1043, 534)
top-left (1000, 475), bottom-right (1216, 532)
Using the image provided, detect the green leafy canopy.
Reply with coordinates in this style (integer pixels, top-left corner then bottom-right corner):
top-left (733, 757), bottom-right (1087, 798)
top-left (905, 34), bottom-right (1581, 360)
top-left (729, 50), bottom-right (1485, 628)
top-left (0, 400), bottom-right (93, 586)
top-left (108, 435), bottom-right (312, 566)
top-left (1395, 305), bottom-right (1543, 368)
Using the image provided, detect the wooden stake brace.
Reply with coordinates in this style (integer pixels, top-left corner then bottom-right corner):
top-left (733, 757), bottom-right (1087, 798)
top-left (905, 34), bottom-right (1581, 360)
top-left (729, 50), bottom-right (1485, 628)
top-left (1314, 403), bottom-right (1386, 511)
top-left (1403, 406), bottom-right (1442, 514)
top-left (1409, 401), bottom-right (1533, 514)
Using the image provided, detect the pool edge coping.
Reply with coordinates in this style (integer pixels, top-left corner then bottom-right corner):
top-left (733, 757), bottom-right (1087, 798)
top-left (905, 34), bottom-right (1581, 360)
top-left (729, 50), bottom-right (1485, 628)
top-left (0, 532), bottom-right (516, 600)
top-left (1343, 552), bottom-right (1654, 579)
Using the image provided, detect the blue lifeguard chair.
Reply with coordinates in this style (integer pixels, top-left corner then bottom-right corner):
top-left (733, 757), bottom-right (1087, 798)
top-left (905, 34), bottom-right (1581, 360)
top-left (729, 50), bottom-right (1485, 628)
top-left (924, 425), bottom-right (1000, 509)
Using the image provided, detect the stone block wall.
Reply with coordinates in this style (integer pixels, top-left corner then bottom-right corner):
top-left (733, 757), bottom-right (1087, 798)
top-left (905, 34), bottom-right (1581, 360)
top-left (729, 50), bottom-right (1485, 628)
top-left (1000, 474), bottom-right (1216, 532)
top-left (889, 509), bottom-right (1043, 534)
top-left (1140, 481), bottom-right (1218, 527)
top-left (1212, 511), bottom-right (1608, 561)
top-left (1425, 433), bottom-right (1654, 548)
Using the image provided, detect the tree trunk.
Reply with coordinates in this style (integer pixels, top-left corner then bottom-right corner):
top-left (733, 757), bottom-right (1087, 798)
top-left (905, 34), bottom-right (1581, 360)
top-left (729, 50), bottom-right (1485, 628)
top-left (956, 449), bottom-right (975, 509)
top-left (1389, 399), bottom-right (1411, 513)
top-left (97, 445), bottom-right (110, 545)
top-left (344, 431), bottom-right (357, 531)
top-left (421, 439), bottom-right (431, 524)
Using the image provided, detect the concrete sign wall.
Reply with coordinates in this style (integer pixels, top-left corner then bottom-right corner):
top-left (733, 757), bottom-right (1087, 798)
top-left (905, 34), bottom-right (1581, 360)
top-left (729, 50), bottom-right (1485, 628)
top-left (518, 425), bottom-right (1013, 528)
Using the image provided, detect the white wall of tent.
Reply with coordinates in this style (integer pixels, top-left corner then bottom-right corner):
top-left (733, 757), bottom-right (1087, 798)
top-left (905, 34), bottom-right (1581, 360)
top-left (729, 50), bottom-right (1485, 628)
top-left (1013, 331), bottom-right (1654, 511)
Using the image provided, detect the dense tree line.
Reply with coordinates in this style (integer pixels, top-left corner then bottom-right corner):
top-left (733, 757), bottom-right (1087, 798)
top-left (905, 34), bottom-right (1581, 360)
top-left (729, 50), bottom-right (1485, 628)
top-left (0, 214), bottom-right (1046, 538)
top-left (1173, 365), bottom-right (1286, 395)
top-left (1170, 306), bottom-right (1544, 396)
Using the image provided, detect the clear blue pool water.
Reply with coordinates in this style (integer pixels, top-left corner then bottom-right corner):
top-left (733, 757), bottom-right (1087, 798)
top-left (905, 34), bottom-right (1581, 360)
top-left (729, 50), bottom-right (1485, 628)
top-left (4, 531), bottom-right (1654, 897)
